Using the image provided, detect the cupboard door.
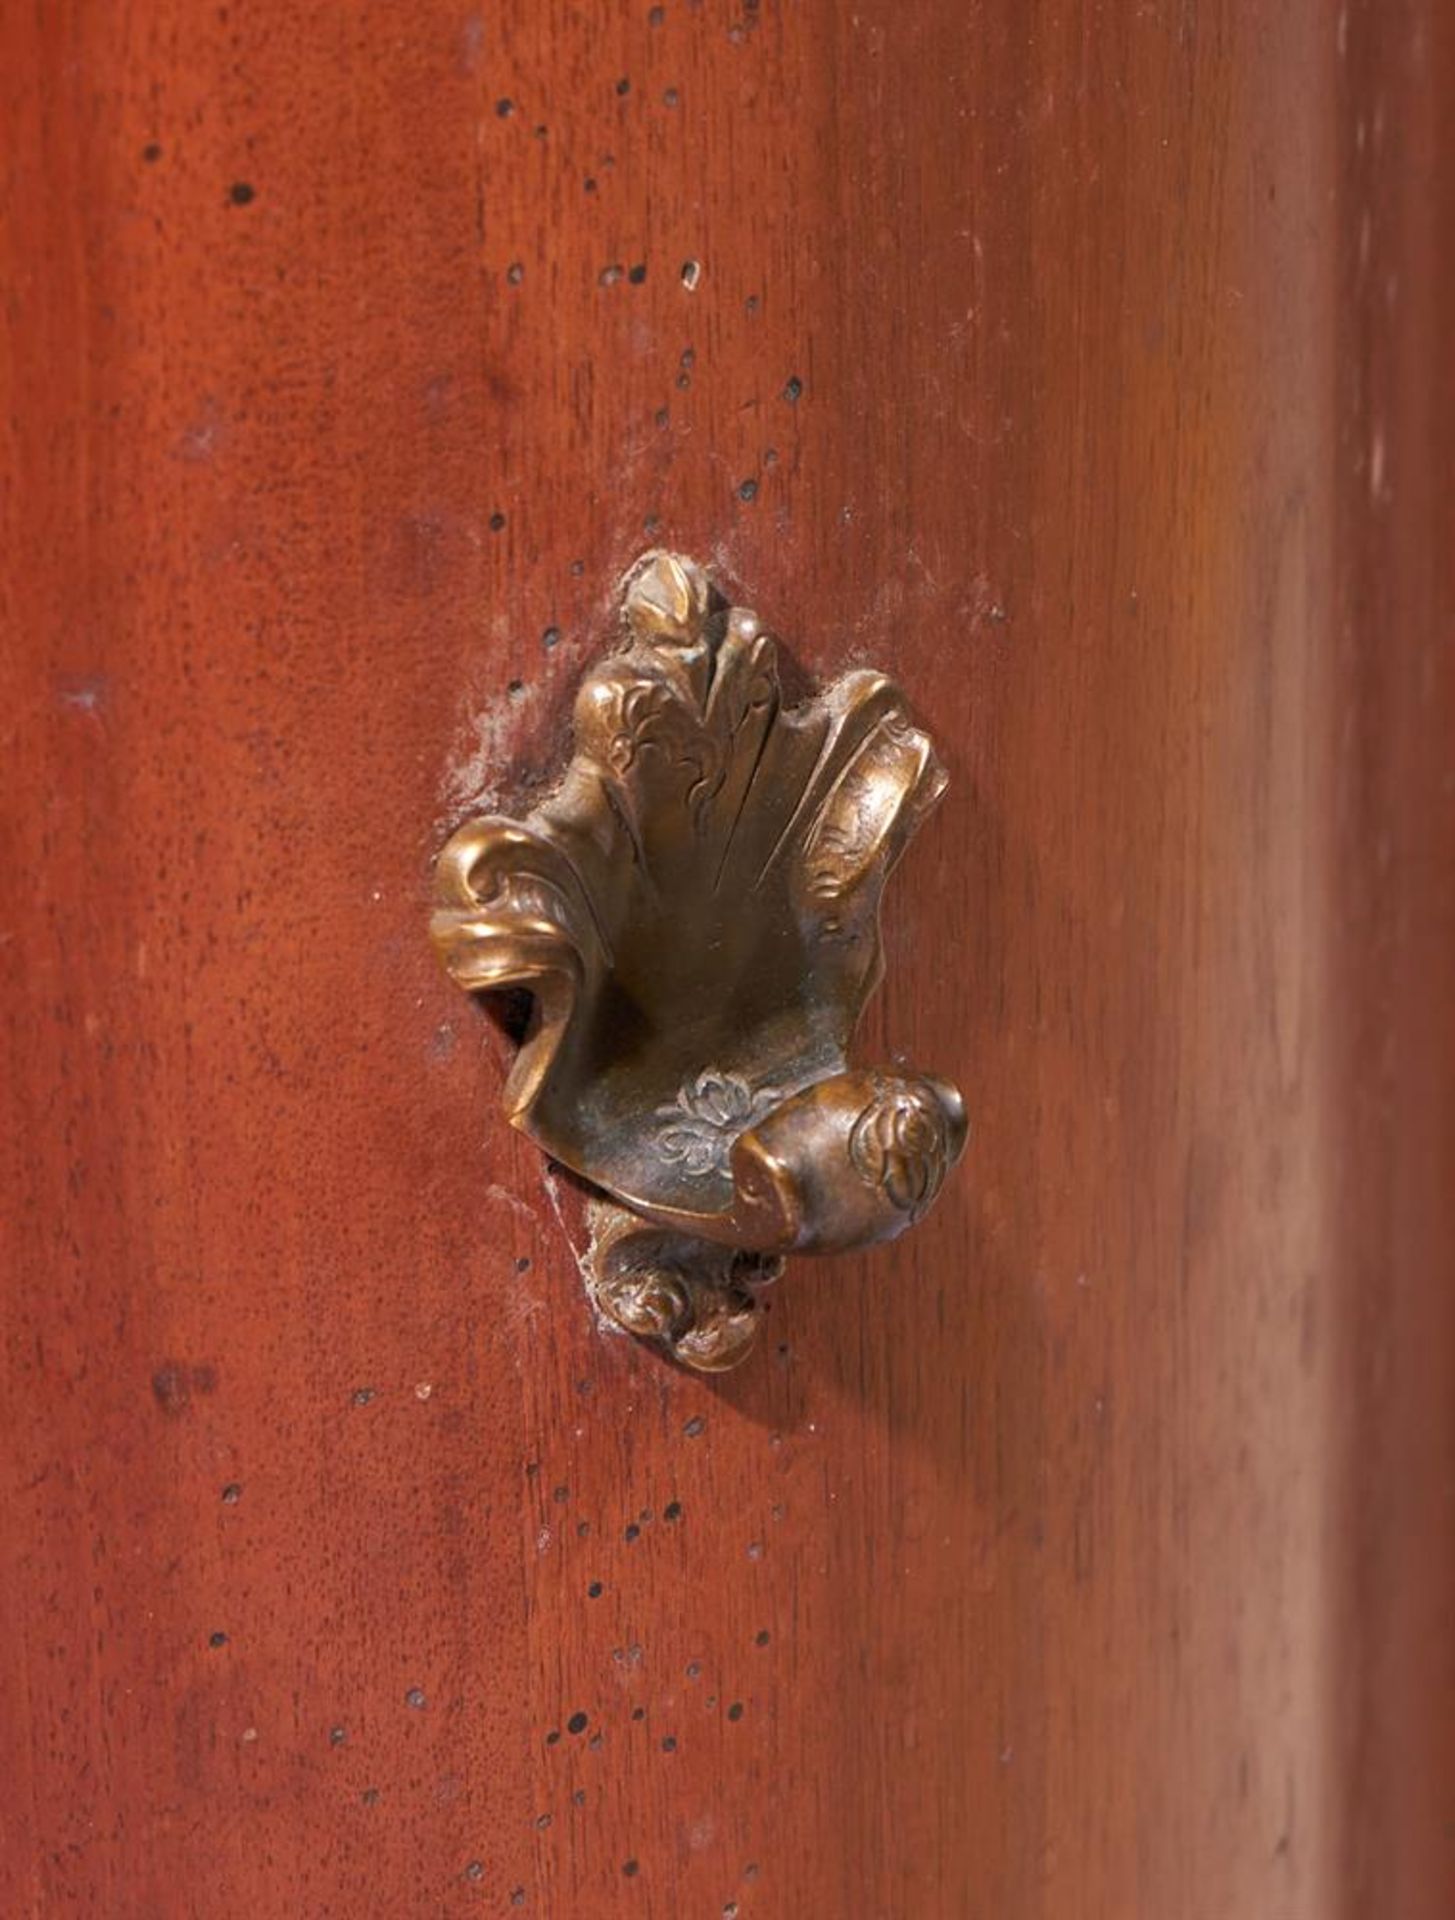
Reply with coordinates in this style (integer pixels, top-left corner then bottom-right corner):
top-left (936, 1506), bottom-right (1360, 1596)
top-left (2, 3), bottom-right (1450, 1915)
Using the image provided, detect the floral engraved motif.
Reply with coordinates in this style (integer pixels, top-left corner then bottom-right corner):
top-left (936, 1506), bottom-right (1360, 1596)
top-left (657, 1071), bottom-right (783, 1178)
top-left (596, 673), bottom-right (732, 830)
top-left (797, 715), bottom-right (942, 936)
top-left (847, 1078), bottom-right (952, 1216)
top-left (603, 682), bottom-right (671, 776)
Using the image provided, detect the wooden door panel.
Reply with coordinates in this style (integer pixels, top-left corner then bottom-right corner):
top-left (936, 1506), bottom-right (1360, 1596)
top-left (2, 3), bottom-right (1451, 1916)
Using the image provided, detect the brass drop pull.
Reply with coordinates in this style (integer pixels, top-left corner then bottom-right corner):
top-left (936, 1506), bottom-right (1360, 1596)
top-left (432, 553), bottom-right (967, 1370)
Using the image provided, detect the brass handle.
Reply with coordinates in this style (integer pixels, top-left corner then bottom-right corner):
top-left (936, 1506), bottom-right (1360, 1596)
top-left (432, 553), bottom-right (967, 1370)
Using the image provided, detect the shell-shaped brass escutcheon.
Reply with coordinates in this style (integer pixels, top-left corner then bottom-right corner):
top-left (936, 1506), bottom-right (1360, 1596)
top-left (431, 553), bottom-right (968, 1370)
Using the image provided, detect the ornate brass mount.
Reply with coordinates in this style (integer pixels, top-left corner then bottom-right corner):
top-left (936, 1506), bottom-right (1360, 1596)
top-left (431, 553), bottom-right (967, 1371)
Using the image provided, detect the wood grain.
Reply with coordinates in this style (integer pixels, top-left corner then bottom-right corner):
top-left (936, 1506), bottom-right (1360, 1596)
top-left (2, 2), bottom-right (1450, 1916)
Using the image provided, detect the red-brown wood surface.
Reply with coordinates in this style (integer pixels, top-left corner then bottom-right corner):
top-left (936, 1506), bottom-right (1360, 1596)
top-left (2, 2), bottom-right (1451, 1916)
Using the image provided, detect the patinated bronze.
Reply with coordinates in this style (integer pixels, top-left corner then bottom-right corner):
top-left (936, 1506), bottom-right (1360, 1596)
top-left (432, 552), bottom-right (967, 1369)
